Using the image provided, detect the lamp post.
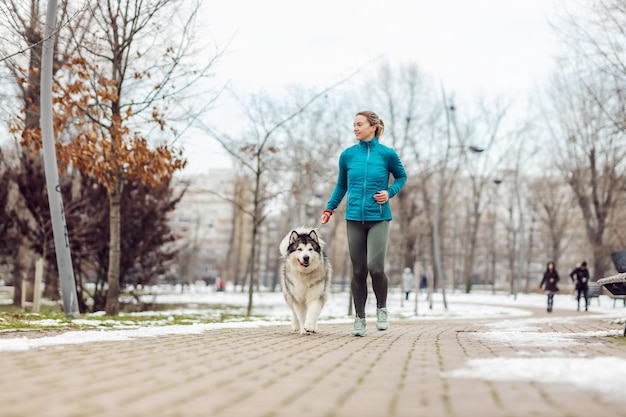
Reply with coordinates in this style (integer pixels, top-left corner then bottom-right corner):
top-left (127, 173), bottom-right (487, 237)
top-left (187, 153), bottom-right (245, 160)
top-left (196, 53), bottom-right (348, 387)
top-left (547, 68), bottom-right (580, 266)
top-left (490, 178), bottom-right (503, 294)
top-left (433, 96), bottom-right (483, 309)
top-left (41, 0), bottom-right (79, 317)
top-left (514, 172), bottom-right (525, 300)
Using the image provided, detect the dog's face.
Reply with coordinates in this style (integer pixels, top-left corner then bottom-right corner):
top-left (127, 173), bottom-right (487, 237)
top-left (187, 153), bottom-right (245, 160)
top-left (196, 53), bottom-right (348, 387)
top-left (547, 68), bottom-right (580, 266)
top-left (286, 230), bottom-right (322, 270)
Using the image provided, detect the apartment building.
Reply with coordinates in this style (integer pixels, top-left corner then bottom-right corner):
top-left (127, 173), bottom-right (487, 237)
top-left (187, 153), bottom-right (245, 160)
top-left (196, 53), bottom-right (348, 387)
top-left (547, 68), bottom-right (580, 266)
top-left (168, 169), bottom-right (236, 285)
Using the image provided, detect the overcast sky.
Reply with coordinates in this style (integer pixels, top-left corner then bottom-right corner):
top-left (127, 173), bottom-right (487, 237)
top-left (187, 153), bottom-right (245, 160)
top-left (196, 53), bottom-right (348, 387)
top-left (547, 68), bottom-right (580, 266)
top-left (183, 0), bottom-right (563, 174)
top-left (204, 0), bottom-right (559, 98)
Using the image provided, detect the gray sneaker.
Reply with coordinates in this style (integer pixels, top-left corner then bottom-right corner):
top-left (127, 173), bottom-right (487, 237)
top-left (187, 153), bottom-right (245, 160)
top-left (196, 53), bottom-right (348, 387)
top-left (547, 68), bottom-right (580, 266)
top-left (352, 317), bottom-right (367, 336)
top-left (376, 307), bottom-right (389, 331)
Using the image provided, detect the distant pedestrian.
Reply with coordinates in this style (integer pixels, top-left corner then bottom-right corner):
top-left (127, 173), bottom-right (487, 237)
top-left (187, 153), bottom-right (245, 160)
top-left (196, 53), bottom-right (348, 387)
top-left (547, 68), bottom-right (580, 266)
top-left (539, 261), bottom-right (560, 313)
top-left (419, 274), bottom-right (428, 290)
top-left (402, 267), bottom-right (415, 301)
top-left (570, 261), bottom-right (590, 311)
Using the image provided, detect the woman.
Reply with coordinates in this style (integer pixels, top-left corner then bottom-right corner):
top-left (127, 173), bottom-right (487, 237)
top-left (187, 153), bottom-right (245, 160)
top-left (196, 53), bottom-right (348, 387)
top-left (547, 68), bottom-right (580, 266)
top-left (320, 110), bottom-right (407, 336)
top-left (540, 261), bottom-right (560, 313)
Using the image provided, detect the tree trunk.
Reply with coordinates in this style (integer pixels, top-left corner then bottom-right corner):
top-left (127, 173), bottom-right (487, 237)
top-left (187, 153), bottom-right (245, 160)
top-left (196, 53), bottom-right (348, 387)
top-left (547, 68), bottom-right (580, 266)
top-left (12, 243), bottom-right (27, 306)
top-left (591, 230), bottom-right (611, 280)
top-left (507, 204), bottom-right (517, 295)
top-left (463, 211), bottom-right (480, 291)
top-left (246, 170), bottom-right (262, 316)
top-left (573, 173), bottom-right (613, 281)
top-left (105, 179), bottom-right (122, 315)
top-left (524, 216), bottom-right (536, 293)
top-left (42, 261), bottom-right (60, 300)
top-left (16, 19), bottom-right (43, 304)
top-left (247, 221), bottom-right (257, 316)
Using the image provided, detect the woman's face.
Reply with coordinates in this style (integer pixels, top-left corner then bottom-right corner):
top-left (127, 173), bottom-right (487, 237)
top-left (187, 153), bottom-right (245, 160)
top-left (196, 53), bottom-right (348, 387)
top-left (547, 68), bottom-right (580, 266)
top-left (353, 115), bottom-right (376, 141)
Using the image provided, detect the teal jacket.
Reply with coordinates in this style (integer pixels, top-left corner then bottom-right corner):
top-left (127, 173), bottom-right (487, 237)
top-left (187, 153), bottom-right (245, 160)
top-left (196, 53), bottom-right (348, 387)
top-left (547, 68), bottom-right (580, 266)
top-left (326, 138), bottom-right (407, 221)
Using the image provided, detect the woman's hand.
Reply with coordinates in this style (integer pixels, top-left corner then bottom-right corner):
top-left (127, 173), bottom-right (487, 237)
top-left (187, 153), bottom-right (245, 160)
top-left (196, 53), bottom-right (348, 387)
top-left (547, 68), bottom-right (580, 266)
top-left (321, 210), bottom-right (333, 224)
top-left (374, 190), bottom-right (389, 204)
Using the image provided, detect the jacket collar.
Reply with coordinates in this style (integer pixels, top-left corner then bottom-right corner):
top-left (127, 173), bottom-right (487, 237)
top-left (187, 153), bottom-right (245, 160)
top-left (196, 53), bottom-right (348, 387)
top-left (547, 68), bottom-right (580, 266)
top-left (358, 137), bottom-right (379, 148)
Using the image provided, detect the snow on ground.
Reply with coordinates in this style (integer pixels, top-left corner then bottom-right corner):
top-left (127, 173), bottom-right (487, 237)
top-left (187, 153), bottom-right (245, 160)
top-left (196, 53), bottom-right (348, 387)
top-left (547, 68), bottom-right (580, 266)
top-left (447, 356), bottom-right (626, 402)
top-left (1, 287), bottom-right (625, 351)
top-left (1, 286), bottom-right (626, 401)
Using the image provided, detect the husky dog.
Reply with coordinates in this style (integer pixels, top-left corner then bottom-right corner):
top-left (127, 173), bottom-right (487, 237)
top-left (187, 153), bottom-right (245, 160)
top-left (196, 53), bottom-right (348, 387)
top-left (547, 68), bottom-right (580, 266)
top-left (279, 227), bottom-right (332, 335)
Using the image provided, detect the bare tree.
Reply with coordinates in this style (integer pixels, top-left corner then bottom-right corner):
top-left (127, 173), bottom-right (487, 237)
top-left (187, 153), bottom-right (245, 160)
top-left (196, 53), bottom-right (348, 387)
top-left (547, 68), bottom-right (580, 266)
top-left (528, 174), bottom-right (577, 266)
top-left (544, 64), bottom-right (625, 279)
top-left (546, 0), bottom-right (626, 279)
top-left (490, 127), bottom-right (543, 297)
top-left (553, 0), bottom-right (626, 133)
top-left (448, 97), bottom-right (509, 290)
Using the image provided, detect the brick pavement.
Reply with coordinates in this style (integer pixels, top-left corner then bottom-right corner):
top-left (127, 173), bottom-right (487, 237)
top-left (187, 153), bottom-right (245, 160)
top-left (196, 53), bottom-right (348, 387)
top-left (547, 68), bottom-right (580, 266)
top-left (0, 307), bottom-right (624, 417)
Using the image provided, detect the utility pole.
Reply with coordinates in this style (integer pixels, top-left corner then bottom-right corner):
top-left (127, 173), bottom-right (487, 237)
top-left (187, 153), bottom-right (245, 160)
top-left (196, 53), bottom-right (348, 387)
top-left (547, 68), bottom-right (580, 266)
top-left (432, 93), bottom-right (453, 310)
top-left (41, 0), bottom-right (80, 318)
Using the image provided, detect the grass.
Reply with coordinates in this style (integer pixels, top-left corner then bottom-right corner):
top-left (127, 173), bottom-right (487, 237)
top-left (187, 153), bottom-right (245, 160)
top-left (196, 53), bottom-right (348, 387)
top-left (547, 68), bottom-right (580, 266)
top-left (0, 284), bottom-right (279, 333)
top-left (0, 301), bottom-right (268, 333)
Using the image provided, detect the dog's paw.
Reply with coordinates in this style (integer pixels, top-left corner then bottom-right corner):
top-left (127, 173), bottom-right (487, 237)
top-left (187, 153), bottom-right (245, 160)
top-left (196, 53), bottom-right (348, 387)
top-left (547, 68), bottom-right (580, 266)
top-left (302, 328), bottom-right (316, 335)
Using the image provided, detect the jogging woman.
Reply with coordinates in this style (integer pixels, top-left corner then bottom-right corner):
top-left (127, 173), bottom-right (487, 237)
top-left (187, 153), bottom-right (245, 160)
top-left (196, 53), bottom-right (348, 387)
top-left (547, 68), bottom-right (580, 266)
top-left (320, 110), bottom-right (407, 336)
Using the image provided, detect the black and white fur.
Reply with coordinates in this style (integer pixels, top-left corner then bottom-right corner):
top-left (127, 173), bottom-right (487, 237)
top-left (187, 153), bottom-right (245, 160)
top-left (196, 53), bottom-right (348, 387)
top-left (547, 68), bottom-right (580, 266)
top-left (279, 227), bottom-right (332, 335)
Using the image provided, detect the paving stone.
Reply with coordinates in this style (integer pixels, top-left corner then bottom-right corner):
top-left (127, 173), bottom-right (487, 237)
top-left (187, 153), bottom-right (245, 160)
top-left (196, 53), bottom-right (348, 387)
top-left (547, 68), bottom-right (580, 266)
top-left (0, 308), bottom-right (624, 417)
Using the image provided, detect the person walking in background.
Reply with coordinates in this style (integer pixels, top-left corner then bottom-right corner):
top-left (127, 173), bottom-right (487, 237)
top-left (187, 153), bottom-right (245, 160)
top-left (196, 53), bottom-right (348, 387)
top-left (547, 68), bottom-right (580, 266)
top-left (320, 110), bottom-right (407, 337)
top-left (539, 261), bottom-right (560, 313)
top-left (570, 261), bottom-right (590, 311)
top-left (420, 274), bottom-right (428, 291)
top-left (402, 267), bottom-right (415, 301)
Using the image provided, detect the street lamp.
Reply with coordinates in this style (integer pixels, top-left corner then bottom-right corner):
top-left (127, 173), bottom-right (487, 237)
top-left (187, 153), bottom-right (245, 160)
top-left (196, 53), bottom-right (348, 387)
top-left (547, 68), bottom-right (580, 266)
top-left (490, 178), bottom-right (503, 293)
top-left (432, 99), bottom-right (483, 310)
top-left (40, 0), bottom-right (79, 318)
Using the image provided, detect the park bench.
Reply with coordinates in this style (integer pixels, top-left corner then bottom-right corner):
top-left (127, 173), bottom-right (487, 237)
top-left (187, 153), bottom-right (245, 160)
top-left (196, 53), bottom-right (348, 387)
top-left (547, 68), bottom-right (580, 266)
top-left (597, 272), bottom-right (626, 336)
top-left (610, 295), bottom-right (626, 308)
top-left (587, 281), bottom-right (602, 305)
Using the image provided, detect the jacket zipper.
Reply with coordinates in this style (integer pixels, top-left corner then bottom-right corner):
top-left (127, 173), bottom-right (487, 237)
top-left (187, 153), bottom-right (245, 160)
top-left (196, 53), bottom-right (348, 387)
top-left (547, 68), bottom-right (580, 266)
top-left (361, 142), bottom-right (370, 223)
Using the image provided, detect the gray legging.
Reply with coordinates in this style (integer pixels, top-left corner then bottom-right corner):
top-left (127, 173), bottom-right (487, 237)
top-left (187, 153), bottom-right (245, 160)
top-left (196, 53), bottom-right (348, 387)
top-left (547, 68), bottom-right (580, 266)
top-left (346, 220), bottom-right (390, 318)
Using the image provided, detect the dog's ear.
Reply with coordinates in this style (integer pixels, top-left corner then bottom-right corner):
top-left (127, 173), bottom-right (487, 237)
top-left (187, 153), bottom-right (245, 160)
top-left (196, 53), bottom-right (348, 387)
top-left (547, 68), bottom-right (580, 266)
top-left (289, 230), bottom-right (300, 244)
top-left (308, 230), bottom-right (319, 243)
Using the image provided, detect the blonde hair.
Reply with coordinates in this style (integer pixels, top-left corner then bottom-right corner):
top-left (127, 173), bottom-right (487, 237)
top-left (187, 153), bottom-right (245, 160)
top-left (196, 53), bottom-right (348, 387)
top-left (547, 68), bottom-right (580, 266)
top-left (356, 110), bottom-right (384, 138)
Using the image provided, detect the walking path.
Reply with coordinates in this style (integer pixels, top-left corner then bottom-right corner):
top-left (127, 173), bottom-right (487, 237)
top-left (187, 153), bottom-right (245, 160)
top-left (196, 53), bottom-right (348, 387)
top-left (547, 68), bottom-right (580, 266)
top-left (0, 306), bottom-right (625, 417)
